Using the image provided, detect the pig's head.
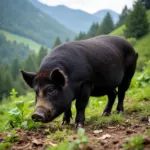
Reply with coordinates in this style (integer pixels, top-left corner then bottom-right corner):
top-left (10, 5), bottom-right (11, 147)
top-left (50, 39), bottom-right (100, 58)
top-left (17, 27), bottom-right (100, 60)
top-left (21, 68), bottom-right (73, 123)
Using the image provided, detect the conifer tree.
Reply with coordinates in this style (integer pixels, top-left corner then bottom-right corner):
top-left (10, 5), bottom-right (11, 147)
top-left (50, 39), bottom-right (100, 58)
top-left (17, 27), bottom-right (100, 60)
top-left (100, 12), bottom-right (114, 34)
top-left (37, 46), bottom-right (48, 65)
top-left (116, 5), bottom-right (130, 27)
top-left (53, 36), bottom-right (62, 48)
top-left (125, 0), bottom-right (149, 39)
top-left (11, 58), bottom-right (20, 80)
top-left (88, 22), bottom-right (99, 37)
top-left (140, 0), bottom-right (150, 9)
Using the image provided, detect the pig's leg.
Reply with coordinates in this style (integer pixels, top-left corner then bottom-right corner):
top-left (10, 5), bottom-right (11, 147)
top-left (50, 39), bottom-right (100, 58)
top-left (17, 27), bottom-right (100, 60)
top-left (117, 78), bottom-right (131, 113)
top-left (102, 90), bottom-right (117, 116)
top-left (62, 106), bottom-right (72, 125)
top-left (75, 84), bottom-right (91, 128)
top-left (117, 54), bottom-right (137, 113)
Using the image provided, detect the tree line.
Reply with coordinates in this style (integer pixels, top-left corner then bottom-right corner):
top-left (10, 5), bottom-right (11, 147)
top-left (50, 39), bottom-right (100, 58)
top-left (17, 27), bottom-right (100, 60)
top-left (53, 0), bottom-right (149, 45)
top-left (0, 0), bottom-right (149, 100)
top-left (0, 42), bottom-right (48, 100)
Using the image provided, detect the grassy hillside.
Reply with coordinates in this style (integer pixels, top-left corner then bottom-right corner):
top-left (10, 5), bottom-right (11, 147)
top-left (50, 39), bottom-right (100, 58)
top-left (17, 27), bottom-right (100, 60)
top-left (134, 33), bottom-right (150, 70)
top-left (0, 0), bottom-right (75, 48)
top-left (110, 11), bottom-right (150, 71)
top-left (110, 25), bottom-right (125, 36)
top-left (0, 30), bottom-right (41, 52)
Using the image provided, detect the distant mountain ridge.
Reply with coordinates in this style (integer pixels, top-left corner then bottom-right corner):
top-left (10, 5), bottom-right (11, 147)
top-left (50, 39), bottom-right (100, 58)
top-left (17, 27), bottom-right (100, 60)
top-left (0, 0), bottom-right (75, 48)
top-left (93, 9), bottom-right (119, 25)
top-left (30, 0), bottom-right (119, 33)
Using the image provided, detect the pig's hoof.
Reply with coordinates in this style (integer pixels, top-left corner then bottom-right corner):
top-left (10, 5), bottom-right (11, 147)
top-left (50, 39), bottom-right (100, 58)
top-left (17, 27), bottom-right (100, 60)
top-left (62, 120), bottom-right (70, 125)
top-left (102, 112), bottom-right (110, 116)
top-left (75, 122), bottom-right (84, 128)
top-left (116, 110), bottom-right (124, 114)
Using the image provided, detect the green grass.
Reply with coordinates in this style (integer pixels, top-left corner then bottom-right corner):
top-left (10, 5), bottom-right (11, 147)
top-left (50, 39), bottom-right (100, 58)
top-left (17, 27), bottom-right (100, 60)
top-left (0, 29), bottom-right (42, 52)
top-left (110, 11), bottom-right (150, 71)
top-left (47, 129), bottom-right (73, 141)
top-left (47, 128), bottom-right (88, 150)
top-left (124, 135), bottom-right (144, 150)
top-left (134, 33), bottom-right (150, 70)
top-left (110, 25), bottom-right (125, 36)
top-left (1, 62), bottom-right (150, 148)
top-left (125, 102), bottom-right (144, 114)
top-left (0, 90), bottom-right (40, 131)
top-left (87, 114), bottom-right (125, 130)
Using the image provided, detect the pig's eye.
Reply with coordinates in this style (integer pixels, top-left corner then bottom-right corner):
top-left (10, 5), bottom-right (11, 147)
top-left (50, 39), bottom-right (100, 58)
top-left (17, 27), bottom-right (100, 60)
top-left (47, 86), bottom-right (55, 95)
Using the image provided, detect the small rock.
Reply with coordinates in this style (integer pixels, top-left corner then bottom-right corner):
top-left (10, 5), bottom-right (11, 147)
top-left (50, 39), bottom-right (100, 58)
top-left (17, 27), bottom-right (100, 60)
top-left (125, 119), bottom-right (129, 123)
top-left (93, 130), bottom-right (103, 134)
top-left (119, 126), bottom-right (125, 130)
top-left (107, 126), bottom-right (116, 129)
top-left (98, 134), bottom-right (111, 140)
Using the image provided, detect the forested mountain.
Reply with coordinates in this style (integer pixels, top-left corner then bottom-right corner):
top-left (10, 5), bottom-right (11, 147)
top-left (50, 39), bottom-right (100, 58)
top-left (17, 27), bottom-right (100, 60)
top-left (0, 34), bottom-right (32, 64)
top-left (93, 9), bottom-right (119, 24)
top-left (0, 0), bottom-right (75, 48)
top-left (30, 0), bottom-right (119, 32)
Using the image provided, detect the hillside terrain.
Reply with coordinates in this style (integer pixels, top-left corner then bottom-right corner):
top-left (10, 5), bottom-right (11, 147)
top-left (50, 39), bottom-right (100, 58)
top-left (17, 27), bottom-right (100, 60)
top-left (0, 0), bottom-right (75, 48)
top-left (111, 11), bottom-right (150, 71)
top-left (1, 4), bottom-right (150, 150)
top-left (0, 34), bottom-right (32, 64)
top-left (30, 0), bottom-right (119, 32)
top-left (0, 30), bottom-right (41, 52)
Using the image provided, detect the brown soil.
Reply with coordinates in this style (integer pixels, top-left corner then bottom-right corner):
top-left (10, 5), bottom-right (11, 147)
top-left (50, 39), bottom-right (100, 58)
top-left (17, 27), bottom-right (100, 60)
top-left (1, 104), bottom-right (150, 150)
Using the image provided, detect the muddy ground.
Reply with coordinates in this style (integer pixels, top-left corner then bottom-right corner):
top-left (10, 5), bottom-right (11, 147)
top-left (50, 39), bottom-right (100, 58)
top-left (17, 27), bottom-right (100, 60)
top-left (1, 102), bottom-right (150, 150)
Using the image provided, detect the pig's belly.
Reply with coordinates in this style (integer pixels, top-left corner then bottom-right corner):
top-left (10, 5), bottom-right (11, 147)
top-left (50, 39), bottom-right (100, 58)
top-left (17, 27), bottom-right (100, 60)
top-left (91, 86), bottom-right (115, 97)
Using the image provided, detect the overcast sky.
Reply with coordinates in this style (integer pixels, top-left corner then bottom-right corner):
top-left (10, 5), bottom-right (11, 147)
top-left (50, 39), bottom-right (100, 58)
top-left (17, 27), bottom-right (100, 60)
top-left (39, 0), bottom-right (134, 14)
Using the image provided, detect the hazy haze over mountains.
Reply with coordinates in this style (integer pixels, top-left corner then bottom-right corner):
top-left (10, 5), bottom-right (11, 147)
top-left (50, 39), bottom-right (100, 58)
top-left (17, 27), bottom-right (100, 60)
top-left (30, 0), bottom-right (119, 33)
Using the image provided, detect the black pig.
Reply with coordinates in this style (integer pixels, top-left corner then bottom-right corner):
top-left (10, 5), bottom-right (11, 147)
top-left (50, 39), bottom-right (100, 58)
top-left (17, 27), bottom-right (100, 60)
top-left (21, 35), bottom-right (138, 127)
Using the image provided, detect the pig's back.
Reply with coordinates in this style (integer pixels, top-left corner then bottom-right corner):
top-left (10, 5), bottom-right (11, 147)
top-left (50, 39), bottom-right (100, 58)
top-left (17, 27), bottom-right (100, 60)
top-left (41, 35), bottom-right (135, 88)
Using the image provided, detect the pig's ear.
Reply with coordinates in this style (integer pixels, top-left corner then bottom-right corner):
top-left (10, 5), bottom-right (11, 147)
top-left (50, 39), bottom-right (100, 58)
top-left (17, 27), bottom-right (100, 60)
top-left (20, 70), bottom-right (36, 88)
top-left (50, 69), bottom-right (67, 87)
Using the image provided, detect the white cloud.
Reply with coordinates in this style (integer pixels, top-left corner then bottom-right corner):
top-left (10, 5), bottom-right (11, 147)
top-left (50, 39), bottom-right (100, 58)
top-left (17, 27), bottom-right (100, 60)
top-left (39, 0), bottom-right (134, 14)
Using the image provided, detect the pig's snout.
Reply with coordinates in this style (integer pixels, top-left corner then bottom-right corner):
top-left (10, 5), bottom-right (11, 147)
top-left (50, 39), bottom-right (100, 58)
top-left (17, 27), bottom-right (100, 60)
top-left (32, 107), bottom-right (49, 123)
top-left (32, 111), bottom-right (45, 122)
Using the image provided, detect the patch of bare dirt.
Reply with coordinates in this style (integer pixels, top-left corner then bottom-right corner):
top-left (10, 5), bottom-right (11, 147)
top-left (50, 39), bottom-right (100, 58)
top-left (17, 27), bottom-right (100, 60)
top-left (1, 104), bottom-right (150, 150)
top-left (85, 122), bottom-right (150, 150)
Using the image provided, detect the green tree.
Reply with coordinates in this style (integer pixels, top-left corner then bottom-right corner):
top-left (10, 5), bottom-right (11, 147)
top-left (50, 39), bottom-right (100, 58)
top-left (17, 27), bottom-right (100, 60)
top-left (140, 0), bottom-right (150, 9)
top-left (23, 54), bottom-right (38, 72)
top-left (37, 46), bottom-right (48, 66)
top-left (116, 5), bottom-right (130, 27)
top-left (0, 66), bottom-right (13, 99)
top-left (99, 12), bottom-right (114, 34)
top-left (75, 32), bottom-right (87, 40)
top-left (65, 37), bottom-right (70, 42)
top-left (87, 22), bottom-right (99, 37)
top-left (125, 0), bottom-right (149, 39)
top-left (53, 36), bottom-right (62, 48)
top-left (11, 58), bottom-right (20, 80)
